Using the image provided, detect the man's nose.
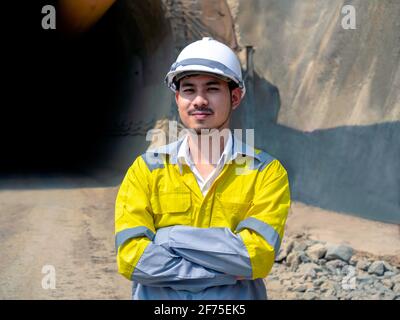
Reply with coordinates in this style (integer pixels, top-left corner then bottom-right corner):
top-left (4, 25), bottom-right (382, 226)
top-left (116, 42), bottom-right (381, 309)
top-left (193, 93), bottom-right (208, 108)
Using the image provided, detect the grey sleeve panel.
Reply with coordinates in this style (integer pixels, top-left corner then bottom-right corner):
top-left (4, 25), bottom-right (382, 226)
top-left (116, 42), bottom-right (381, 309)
top-left (164, 226), bottom-right (253, 278)
top-left (236, 217), bottom-right (281, 254)
top-left (115, 226), bottom-right (155, 251)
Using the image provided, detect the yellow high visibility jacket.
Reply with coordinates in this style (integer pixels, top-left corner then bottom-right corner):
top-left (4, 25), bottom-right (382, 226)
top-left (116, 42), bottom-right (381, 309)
top-left (115, 135), bottom-right (290, 299)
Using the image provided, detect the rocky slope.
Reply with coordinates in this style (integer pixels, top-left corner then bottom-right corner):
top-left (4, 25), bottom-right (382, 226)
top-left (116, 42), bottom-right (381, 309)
top-left (266, 233), bottom-right (400, 300)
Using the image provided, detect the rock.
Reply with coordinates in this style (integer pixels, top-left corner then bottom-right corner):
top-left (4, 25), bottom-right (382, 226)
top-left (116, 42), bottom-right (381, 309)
top-left (356, 259), bottom-right (371, 271)
top-left (320, 295), bottom-right (338, 300)
top-left (293, 242), bottom-right (308, 252)
top-left (293, 273), bottom-right (305, 279)
top-left (342, 264), bottom-right (356, 275)
top-left (332, 275), bottom-right (343, 282)
top-left (319, 276), bottom-right (328, 282)
top-left (279, 272), bottom-right (294, 281)
top-left (370, 293), bottom-right (383, 300)
top-left (274, 249), bottom-right (288, 262)
top-left (349, 256), bottom-right (358, 266)
top-left (313, 279), bottom-right (324, 287)
top-left (293, 284), bottom-right (307, 292)
top-left (283, 292), bottom-right (298, 299)
top-left (286, 240), bottom-right (295, 255)
top-left (392, 274), bottom-right (400, 284)
top-left (286, 251), bottom-right (301, 271)
top-left (275, 238), bottom-right (298, 262)
top-left (325, 244), bottom-right (354, 262)
top-left (384, 271), bottom-right (396, 278)
top-left (306, 243), bottom-right (327, 261)
top-left (333, 282), bottom-right (342, 292)
top-left (382, 261), bottom-right (394, 272)
top-left (349, 291), bottom-right (365, 300)
top-left (320, 281), bottom-right (335, 293)
top-left (339, 292), bottom-right (353, 300)
top-left (302, 292), bottom-right (318, 300)
top-left (299, 252), bottom-right (311, 263)
top-left (357, 274), bottom-right (374, 284)
top-left (281, 279), bottom-right (292, 287)
top-left (382, 279), bottom-right (394, 290)
top-left (326, 259), bottom-right (348, 269)
top-left (297, 263), bottom-right (322, 280)
top-left (393, 283), bottom-right (400, 294)
top-left (326, 264), bottom-right (341, 275)
top-left (382, 292), bottom-right (396, 300)
top-left (305, 239), bottom-right (319, 247)
top-left (341, 266), bottom-right (357, 291)
top-left (319, 270), bottom-right (329, 277)
top-left (324, 288), bottom-right (337, 297)
top-left (373, 281), bottom-right (388, 292)
top-left (368, 261), bottom-right (386, 276)
top-left (303, 262), bottom-right (323, 272)
top-left (318, 259), bottom-right (327, 266)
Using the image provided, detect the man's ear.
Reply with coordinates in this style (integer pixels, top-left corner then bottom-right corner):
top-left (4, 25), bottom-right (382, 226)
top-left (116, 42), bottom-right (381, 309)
top-left (231, 87), bottom-right (242, 110)
top-left (175, 90), bottom-right (180, 106)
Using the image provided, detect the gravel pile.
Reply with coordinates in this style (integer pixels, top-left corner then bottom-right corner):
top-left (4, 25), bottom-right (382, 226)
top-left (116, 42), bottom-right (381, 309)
top-left (265, 233), bottom-right (400, 300)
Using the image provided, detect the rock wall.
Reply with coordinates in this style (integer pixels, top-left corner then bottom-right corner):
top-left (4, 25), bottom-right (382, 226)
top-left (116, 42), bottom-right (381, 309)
top-left (227, 0), bottom-right (400, 223)
top-left (233, 0), bottom-right (400, 131)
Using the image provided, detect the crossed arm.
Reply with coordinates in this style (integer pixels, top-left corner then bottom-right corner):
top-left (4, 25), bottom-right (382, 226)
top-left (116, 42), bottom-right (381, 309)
top-left (120, 235), bottom-right (239, 292)
top-left (129, 226), bottom-right (254, 293)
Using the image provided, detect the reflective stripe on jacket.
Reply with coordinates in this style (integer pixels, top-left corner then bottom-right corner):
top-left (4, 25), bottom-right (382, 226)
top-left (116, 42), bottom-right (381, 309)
top-left (115, 136), bottom-right (291, 299)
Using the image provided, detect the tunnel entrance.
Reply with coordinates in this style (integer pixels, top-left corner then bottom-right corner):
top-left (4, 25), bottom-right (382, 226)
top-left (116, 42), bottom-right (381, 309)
top-left (1, 0), bottom-right (175, 186)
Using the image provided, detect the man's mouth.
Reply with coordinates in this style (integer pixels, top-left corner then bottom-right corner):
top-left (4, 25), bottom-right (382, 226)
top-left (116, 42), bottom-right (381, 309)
top-left (190, 110), bottom-right (213, 119)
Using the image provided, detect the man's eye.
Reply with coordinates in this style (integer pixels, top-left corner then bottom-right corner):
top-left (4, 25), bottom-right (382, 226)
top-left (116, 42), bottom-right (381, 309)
top-left (208, 87), bottom-right (219, 91)
top-left (183, 89), bottom-right (194, 93)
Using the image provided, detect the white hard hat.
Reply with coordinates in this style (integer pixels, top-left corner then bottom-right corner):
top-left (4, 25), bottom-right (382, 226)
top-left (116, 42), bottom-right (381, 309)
top-left (165, 37), bottom-right (246, 98)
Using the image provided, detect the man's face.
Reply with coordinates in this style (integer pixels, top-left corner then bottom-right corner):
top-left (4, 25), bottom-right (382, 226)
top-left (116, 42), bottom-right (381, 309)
top-left (175, 74), bottom-right (242, 133)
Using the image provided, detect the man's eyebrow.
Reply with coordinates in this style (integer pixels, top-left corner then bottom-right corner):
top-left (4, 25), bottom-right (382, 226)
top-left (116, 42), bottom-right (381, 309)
top-left (181, 82), bottom-right (194, 87)
top-left (206, 81), bottom-right (221, 86)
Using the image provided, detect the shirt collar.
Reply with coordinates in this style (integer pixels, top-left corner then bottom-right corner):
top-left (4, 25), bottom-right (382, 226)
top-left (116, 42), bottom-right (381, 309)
top-left (177, 135), bottom-right (191, 166)
top-left (147, 129), bottom-right (263, 168)
top-left (175, 132), bottom-right (232, 174)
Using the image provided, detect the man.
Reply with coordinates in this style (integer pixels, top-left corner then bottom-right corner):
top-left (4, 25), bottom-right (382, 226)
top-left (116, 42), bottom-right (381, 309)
top-left (115, 37), bottom-right (291, 299)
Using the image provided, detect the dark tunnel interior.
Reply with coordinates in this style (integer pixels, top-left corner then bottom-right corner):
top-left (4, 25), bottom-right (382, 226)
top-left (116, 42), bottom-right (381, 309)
top-left (1, 1), bottom-right (172, 184)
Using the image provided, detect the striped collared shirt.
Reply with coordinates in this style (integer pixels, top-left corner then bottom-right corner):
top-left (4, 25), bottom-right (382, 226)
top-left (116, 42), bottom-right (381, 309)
top-left (176, 130), bottom-right (257, 196)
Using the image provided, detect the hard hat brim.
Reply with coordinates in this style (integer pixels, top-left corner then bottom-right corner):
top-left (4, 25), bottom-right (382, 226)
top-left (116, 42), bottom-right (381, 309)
top-left (166, 64), bottom-right (246, 98)
top-left (174, 70), bottom-right (232, 84)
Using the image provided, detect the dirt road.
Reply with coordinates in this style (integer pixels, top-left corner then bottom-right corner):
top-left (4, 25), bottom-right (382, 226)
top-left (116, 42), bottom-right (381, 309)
top-left (0, 177), bottom-right (130, 299)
